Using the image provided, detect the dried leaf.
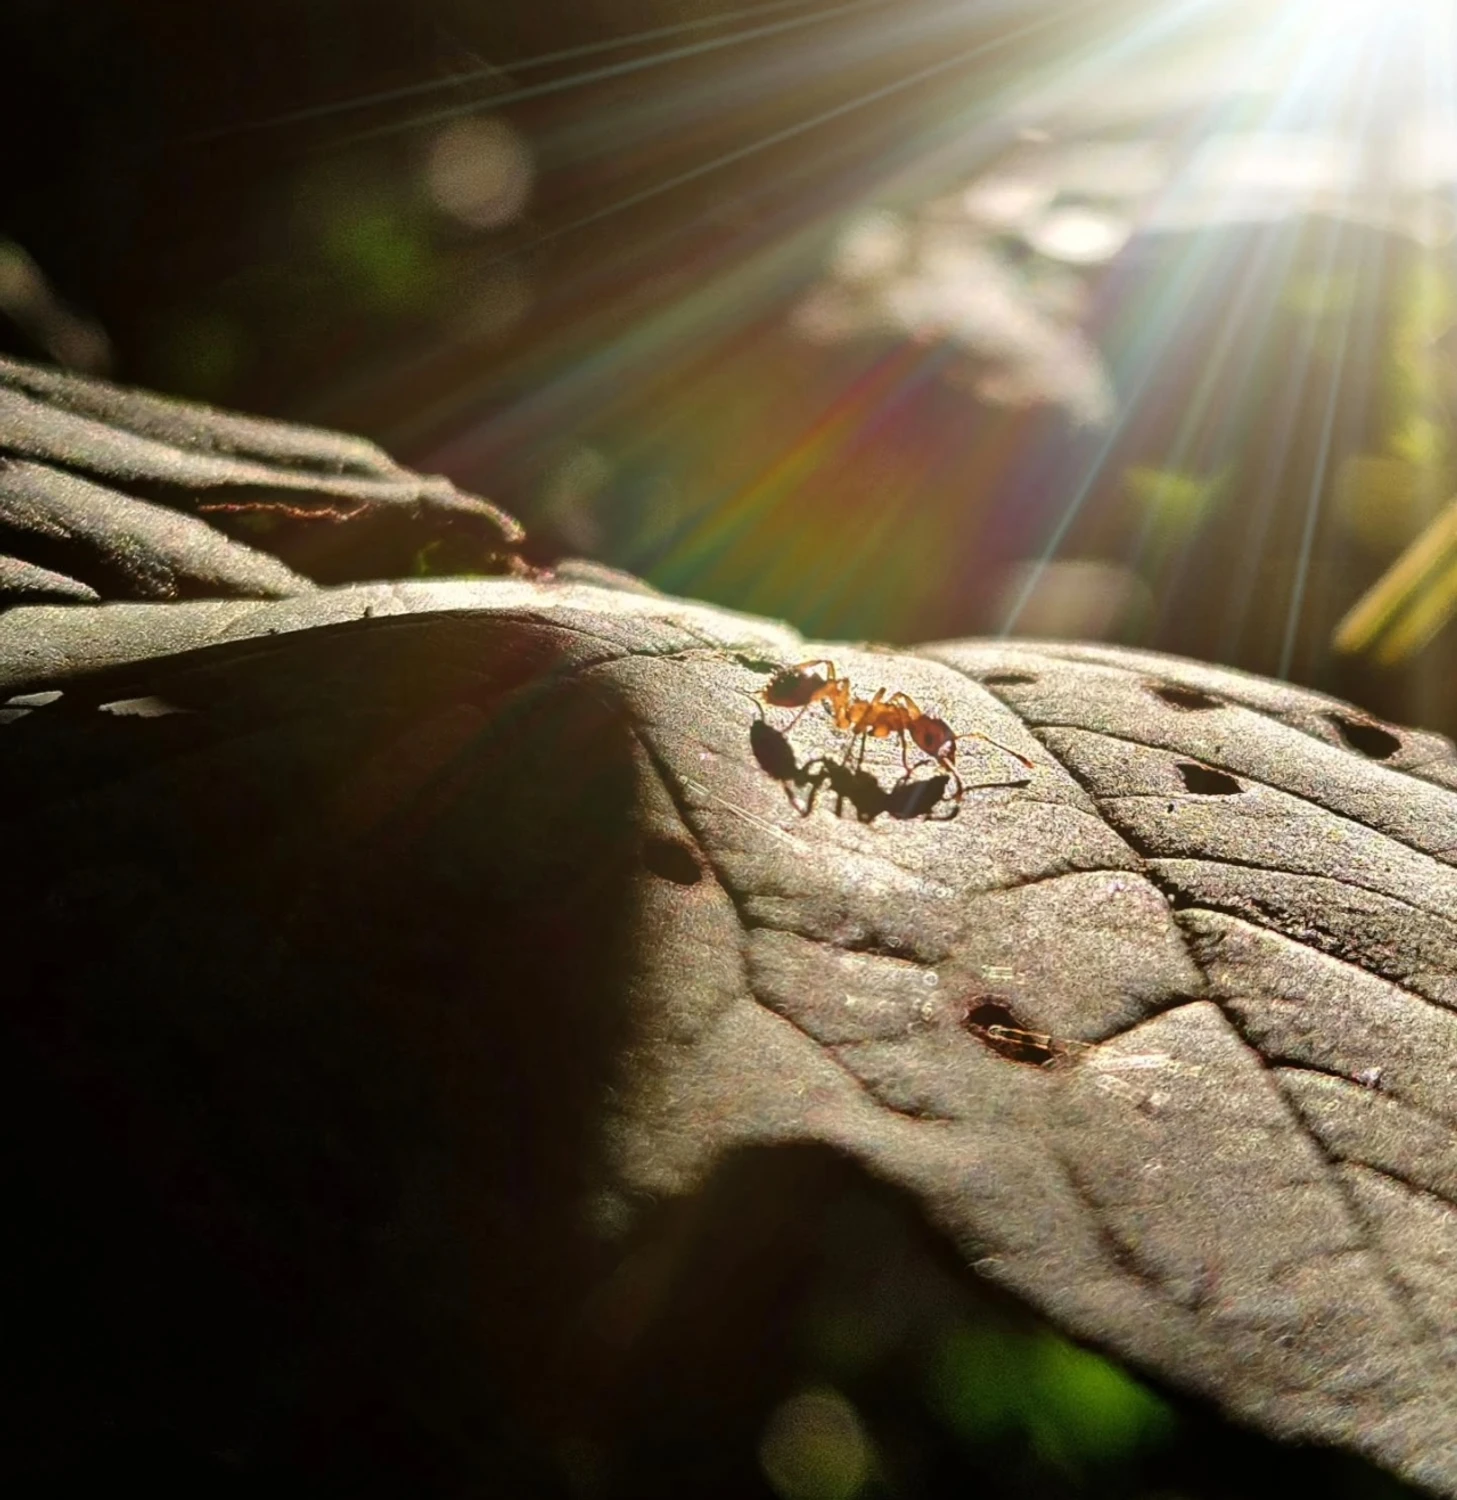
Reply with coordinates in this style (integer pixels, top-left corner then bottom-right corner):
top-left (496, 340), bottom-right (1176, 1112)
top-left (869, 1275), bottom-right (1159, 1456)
top-left (2, 580), bottom-right (1454, 1493)
top-left (0, 355), bottom-right (524, 604)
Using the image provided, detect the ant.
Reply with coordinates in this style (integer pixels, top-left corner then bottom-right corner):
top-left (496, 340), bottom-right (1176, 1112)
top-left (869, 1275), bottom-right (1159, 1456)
top-left (761, 662), bottom-right (1032, 800)
top-left (845, 688), bottom-right (1033, 800)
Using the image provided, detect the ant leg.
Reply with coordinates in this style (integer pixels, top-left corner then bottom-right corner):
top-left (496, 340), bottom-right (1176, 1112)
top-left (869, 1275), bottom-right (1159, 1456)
top-left (959, 773), bottom-right (1032, 796)
top-left (747, 689), bottom-right (812, 737)
top-left (844, 688), bottom-right (885, 768)
top-left (885, 694), bottom-right (931, 778)
top-left (819, 681), bottom-right (854, 731)
top-left (894, 739), bottom-right (961, 801)
top-left (857, 687), bottom-right (886, 724)
top-left (786, 775), bottom-right (816, 817)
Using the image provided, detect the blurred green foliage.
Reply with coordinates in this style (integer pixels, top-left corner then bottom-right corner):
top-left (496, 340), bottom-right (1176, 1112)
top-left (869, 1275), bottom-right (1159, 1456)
top-left (317, 199), bottom-right (437, 313)
top-left (931, 1321), bottom-right (1174, 1472)
top-left (155, 308), bottom-right (248, 398)
top-left (1124, 464), bottom-right (1225, 546)
top-left (1335, 258), bottom-right (1457, 663)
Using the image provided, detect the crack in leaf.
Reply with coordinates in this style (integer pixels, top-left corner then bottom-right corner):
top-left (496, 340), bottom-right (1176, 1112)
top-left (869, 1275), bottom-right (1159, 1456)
top-left (1102, 801), bottom-right (1457, 930)
top-left (1150, 862), bottom-right (1457, 1011)
top-left (632, 724), bottom-right (957, 1125)
top-left (1200, 999), bottom-right (1456, 1357)
top-left (992, 711), bottom-right (1457, 1363)
top-left (961, 644), bottom-right (1457, 790)
top-left (1027, 718), bottom-right (1456, 870)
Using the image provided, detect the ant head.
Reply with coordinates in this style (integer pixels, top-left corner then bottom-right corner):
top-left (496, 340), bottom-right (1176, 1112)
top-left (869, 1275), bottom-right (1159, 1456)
top-left (912, 715), bottom-right (956, 761)
top-left (764, 665), bottom-right (821, 707)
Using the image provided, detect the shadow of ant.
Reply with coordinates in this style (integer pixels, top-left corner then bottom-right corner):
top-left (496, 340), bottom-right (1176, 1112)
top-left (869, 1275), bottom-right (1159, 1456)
top-left (749, 717), bottom-right (957, 823)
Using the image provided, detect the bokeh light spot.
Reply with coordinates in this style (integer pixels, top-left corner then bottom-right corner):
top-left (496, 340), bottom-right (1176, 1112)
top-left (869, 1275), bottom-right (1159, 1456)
top-left (962, 173), bottom-right (1051, 230)
top-left (1026, 205), bottom-right (1131, 265)
top-left (1125, 466), bottom-right (1225, 544)
top-left (996, 560), bottom-right (1151, 638)
top-left (453, 261), bottom-right (533, 342)
top-left (324, 207), bottom-right (432, 310)
top-left (1025, 1331), bottom-right (1175, 1465)
top-left (0, 241), bottom-right (46, 309)
top-left (540, 446), bottom-right (612, 554)
top-left (830, 211), bottom-right (909, 283)
top-left (426, 116), bottom-right (534, 231)
top-left (1335, 455), bottom-right (1437, 551)
top-left (759, 1387), bottom-right (872, 1500)
top-left (0, 237), bottom-right (112, 373)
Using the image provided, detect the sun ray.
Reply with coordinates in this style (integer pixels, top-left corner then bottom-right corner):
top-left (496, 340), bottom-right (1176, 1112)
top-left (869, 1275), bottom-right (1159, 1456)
top-left (194, 0), bottom-right (859, 140)
top-left (1276, 20), bottom-right (1392, 678)
top-left (329, 0), bottom-right (945, 152)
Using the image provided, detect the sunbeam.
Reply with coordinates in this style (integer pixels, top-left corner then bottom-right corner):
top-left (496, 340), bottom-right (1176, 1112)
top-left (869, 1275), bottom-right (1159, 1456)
top-left (217, 0), bottom-right (1457, 684)
top-left (195, 0), bottom-right (856, 140)
top-left (457, 4), bottom-right (1076, 269)
top-left (314, 0), bottom-right (1097, 435)
top-left (267, 0), bottom-right (947, 155)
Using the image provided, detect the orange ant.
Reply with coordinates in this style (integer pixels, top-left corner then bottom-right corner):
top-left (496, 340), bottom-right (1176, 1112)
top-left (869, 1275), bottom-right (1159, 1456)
top-left (838, 687), bottom-right (1032, 799)
top-left (761, 663), bottom-right (1033, 799)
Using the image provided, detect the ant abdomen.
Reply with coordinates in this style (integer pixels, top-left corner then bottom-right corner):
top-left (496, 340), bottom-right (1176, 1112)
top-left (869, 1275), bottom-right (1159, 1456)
top-left (911, 716), bottom-right (955, 760)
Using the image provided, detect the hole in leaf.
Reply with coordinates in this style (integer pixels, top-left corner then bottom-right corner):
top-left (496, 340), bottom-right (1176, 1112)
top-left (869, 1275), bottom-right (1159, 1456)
top-left (1175, 762), bottom-right (1241, 796)
top-left (964, 1002), bottom-right (1052, 1065)
top-left (1149, 683), bottom-right (1221, 711)
top-left (982, 672), bottom-right (1037, 687)
top-left (642, 838), bottom-right (702, 886)
top-left (1326, 712), bottom-right (1400, 760)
